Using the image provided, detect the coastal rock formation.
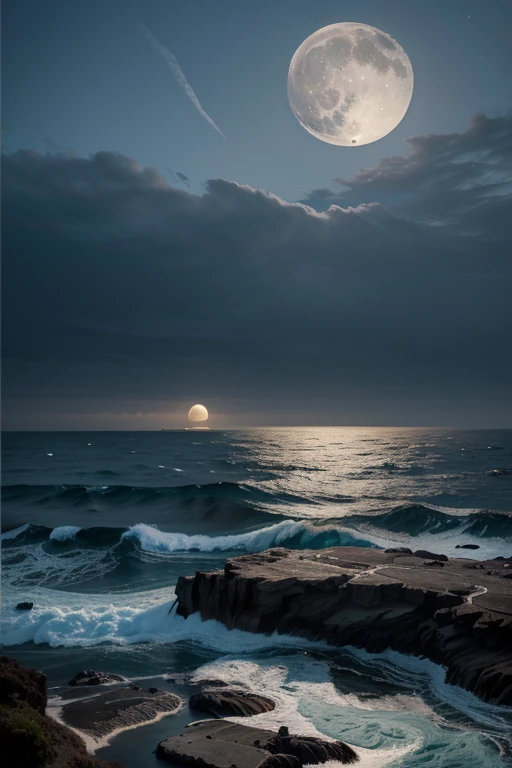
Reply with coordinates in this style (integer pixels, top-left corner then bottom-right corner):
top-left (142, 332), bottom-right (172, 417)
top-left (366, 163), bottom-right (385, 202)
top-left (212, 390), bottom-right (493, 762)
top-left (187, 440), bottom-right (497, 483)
top-left (264, 726), bottom-right (358, 764)
top-left (15, 601), bottom-right (34, 611)
top-left (68, 670), bottom-right (125, 686)
top-left (0, 656), bottom-right (123, 768)
top-left (176, 547), bottom-right (512, 705)
top-left (61, 686), bottom-right (181, 741)
top-left (189, 688), bottom-right (275, 717)
top-left (157, 720), bottom-right (357, 767)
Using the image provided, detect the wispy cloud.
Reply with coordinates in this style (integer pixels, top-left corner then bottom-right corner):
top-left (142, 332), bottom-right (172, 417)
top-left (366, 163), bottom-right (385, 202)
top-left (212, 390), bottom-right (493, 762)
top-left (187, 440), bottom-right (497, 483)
top-left (142, 25), bottom-right (225, 139)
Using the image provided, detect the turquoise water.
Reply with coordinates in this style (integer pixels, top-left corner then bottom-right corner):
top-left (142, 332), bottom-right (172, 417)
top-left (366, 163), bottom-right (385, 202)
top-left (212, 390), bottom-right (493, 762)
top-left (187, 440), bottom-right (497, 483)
top-left (2, 428), bottom-right (512, 766)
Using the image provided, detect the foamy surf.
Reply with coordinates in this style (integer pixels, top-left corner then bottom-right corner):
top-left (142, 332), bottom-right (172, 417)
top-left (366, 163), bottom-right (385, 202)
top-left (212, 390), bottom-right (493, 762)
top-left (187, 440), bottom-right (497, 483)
top-left (49, 525), bottom-right (82, 541)
top-left (190, 656), bottom-right (507, 768)
top-left (0, 586), bottom-right (327, 652)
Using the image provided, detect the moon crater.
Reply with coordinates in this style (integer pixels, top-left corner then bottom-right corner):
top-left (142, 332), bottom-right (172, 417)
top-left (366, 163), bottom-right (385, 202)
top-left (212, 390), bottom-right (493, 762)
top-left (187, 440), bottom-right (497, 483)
top-left (288, 22), bottom-right (413, 146)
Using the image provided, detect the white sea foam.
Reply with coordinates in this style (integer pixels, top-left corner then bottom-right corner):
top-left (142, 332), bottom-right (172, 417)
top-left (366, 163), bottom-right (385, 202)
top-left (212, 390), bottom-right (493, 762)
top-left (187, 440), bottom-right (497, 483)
top-left (192, 658), bottom-right (419, 767)
top-left (0, 587), bottom-right (325, 652)
top-left (191, 656), bottom-right (507, 767)
top-left (49, 525), bottom-right (82, 541)
top-left (122, 520), bottom-right (373, 553)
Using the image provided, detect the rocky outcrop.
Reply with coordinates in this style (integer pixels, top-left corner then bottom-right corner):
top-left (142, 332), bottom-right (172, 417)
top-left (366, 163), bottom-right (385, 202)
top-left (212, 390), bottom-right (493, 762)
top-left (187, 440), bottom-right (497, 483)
top-left (157, 720), bottom-right (357, 767)
top-left (15, 601), bottom-right (34, 610)
top-left (0, 656), bottom-right (123, 768)
top-left (189, 688), bottom-right (275, 717)
top-left (176, 547), bottom-right (512, 706)
top-left (68, 670), bottom-right (125, 686)
top-left (61, 686), bottom-right (181, 741)
top-left (264, 726), bottom-right (358, 764)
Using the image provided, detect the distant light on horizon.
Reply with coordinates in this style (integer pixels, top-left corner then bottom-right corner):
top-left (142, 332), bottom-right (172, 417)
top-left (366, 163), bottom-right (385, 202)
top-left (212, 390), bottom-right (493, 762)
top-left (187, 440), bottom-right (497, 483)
top-left (188, 403), bottom-right (209, 422)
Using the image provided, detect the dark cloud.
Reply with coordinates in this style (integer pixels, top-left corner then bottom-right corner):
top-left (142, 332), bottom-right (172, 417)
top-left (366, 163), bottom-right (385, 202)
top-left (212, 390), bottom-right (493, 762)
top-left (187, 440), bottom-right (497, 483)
top-left (305, 113), bottom-right (512, 239)
top-left (2, 123), bottom-right (512, 426)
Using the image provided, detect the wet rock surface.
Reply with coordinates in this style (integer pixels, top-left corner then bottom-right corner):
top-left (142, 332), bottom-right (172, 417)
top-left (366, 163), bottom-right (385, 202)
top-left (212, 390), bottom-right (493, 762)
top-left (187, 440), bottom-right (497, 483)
top-left (15, 601), bottom-right (34, 611)
top-left (176, 546), bottom-right (512, 705)
top-left (68, 670), bottom-right (125, 686)
top-left (264, 725), bottom-right (358, 764)
top-left (61, 686), bottom-right (181, 741)
top-left (157, 720), bottom-right (357, 767)
top-left (189, 689), bottom-right (275, 717)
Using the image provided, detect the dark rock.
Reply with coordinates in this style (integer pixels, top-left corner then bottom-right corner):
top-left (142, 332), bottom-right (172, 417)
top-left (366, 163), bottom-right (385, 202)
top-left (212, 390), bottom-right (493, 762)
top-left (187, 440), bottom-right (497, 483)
top-left (456, 544), bottom-right (480, 550)
top-left (265, 731), bottom-right (358, 764)
top-left (413, 550), bottom-right (448, 562)
top-left (176, 547), bottom-right (512, 706)
top-left (193, 678), bottom-right (229, 688)
top-left (157, 720), bottom-right (357, 767)
top-left (68, 670), bottom-right (125, 687)
top-left (189, 689), bottom-right (275, 717)
top-left (384, 547), bottom-right (412, 555)
top-left (15, 601), bottom-right (34, 611)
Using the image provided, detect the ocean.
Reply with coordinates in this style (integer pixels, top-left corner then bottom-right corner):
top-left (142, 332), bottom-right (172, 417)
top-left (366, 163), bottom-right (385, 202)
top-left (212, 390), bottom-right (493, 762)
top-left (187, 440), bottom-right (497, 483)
top-left (2, 428), bottom-right (512, 766)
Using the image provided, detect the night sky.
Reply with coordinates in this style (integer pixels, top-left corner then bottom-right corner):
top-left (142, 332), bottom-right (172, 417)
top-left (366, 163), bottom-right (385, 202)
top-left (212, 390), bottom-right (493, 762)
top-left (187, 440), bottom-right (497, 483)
top-left (2, 0), bottom-right (512, 428)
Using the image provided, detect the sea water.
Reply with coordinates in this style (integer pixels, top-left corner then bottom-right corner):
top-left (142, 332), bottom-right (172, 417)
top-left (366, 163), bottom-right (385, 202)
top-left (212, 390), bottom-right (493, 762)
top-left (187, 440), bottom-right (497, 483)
top-left (2, 428), bottom-right (512, 766)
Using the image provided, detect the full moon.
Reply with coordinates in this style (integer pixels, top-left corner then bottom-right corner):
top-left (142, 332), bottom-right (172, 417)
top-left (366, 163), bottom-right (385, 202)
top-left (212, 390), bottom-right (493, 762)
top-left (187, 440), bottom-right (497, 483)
top-left (188, 404), bottom-right (209, 422)
top-left (288, 22), bottom-right (413, 146)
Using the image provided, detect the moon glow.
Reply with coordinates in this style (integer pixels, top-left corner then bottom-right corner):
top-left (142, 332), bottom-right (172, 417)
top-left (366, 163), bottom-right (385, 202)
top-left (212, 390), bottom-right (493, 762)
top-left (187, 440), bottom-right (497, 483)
top-left (188, 404), bottom-right (209, 422)
top-left (288, 23), bottom-right (413, 146)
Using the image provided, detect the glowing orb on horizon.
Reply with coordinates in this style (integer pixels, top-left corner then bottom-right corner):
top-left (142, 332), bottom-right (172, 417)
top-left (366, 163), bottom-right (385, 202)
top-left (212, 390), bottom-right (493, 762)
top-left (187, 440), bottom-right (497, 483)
top-left (288, 22), bottom-right (413, 146)
top-left (188, 404), bottom-right (209, 422)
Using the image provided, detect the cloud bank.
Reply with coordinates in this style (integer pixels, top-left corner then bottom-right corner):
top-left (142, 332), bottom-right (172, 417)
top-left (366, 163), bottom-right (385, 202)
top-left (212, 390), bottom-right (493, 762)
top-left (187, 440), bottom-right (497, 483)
top-left (2, 113), bottom-right (511, 427)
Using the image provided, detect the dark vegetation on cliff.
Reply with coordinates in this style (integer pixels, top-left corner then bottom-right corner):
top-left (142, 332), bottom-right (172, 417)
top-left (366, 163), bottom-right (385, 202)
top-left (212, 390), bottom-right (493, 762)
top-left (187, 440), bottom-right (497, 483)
top-left (0, 656), bottom-right (123, 768)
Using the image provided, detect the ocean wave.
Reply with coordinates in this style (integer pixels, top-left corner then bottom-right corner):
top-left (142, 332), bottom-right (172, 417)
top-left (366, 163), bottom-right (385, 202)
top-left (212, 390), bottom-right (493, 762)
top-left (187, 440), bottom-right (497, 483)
top-left (344, 503), bottom-right (512, 540)
top-left (49, 525), bottom-right (82, 541)
top-left (122, 520), bottom-right (376, 554)
top-left (0, 588), bottom-right (325, 651)
top-left (1, 481), bottom-right (289, 533)
top-left (1, 481), bottom-right (309, 508)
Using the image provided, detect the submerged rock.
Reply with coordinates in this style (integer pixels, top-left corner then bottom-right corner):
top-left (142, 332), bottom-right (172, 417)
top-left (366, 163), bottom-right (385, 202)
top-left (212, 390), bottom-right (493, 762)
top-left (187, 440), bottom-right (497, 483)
top-left (456, 544), bottom-right (480, 550)
top-left (189, 689), bottom-right (275, 717)
top-left (68, 670), bottom-right (125, 686)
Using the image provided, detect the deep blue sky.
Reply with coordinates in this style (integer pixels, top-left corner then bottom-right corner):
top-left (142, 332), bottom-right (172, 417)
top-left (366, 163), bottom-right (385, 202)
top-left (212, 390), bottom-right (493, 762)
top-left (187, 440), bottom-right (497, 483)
top-left (2, 0), bottom-right (512, 428)
top-left (3, 0), bottom-right (512, 200)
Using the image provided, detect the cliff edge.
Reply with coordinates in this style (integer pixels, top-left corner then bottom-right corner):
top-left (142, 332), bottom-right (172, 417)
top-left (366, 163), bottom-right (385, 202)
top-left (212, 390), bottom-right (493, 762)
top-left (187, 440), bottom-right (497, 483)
top-left (176, 546), bottom-right (512, 705)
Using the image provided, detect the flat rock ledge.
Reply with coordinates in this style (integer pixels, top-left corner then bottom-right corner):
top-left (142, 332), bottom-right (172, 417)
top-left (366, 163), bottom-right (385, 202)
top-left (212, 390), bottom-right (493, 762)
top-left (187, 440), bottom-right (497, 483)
top-left (157, 720), bottom-right (358, 767)
top-left (62, 686), bottom-right (181, 740)
top-left (176, 547), bottom-right (512, 706)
